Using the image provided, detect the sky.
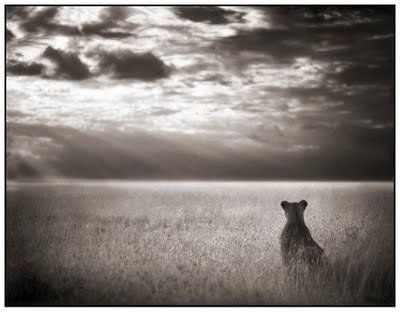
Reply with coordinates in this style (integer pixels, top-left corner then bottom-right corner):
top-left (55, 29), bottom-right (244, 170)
top-left (6, 5), bottom-right (394, 181)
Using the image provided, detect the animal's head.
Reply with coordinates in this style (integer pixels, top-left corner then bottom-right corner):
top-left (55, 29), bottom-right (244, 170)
top-left (281, 200), bottom-right (308, 224)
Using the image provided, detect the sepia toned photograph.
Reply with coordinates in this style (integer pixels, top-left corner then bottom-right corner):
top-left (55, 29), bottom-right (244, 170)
top-left (5, 4), bottom-right (395, 306)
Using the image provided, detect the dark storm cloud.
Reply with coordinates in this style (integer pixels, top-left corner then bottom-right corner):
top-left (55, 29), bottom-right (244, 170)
top-left (7, 157), bottom-right (41, 179)
top-left (81, 6), bottom-right (134, 38)
top-left (7, 60), bottom-right (44, 76)
top-left (6, 28), bottom-right (15, 41)
top-left (6, 6), bottom-right (32, 20)
top-left (338, 89), bottom-right (393, 124)
top-left (7, 6), bottom-right (135, 39)
top-left (261, 6), bottom-right (392, 28)
top-left (223, 6), bottom-right (394, 166)
top-left (95, 50), bottom-right (171, 80)
top-left (266, 84), bottom-right (393, 128)
top-left (42, 46), bottom-right (91, 80)
top-left (328, 63), bottom-right (393, 86)
top-left (219, 28), bottom-right (312, 63)
top-left (314, 122), bottom-right (394, 180)
top-left (314, 32), bottom-right (394, 66)
top-left (19, 7), bottom-right (80, 36)
top-left (219, 6), bottom-right (394, 65)
top-left (175, 6), bottom-right (244, 24)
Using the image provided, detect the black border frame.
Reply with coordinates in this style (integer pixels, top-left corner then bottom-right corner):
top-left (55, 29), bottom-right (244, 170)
top-left (4, 3), bottom-right (396, 307)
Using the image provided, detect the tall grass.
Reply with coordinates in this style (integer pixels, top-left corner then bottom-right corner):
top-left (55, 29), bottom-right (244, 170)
top-left (6, 181), bottom-right (394, 305)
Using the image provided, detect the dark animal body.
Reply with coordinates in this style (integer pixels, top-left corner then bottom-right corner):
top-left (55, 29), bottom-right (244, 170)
top-left (280, 200), bottom-right (327, 271)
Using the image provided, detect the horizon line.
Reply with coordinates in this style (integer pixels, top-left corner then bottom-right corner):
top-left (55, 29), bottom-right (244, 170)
top-left (6, 178), bottom-right (395, 185)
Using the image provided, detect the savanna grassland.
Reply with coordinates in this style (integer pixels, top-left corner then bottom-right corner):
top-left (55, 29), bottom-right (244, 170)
top-left (6, 181), bottom-right (394, 305)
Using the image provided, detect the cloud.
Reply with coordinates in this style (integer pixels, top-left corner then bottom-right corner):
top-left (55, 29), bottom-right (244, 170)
top-left (20, 7), bottom-right (80, 36)
top-left (5, 6), bottom-right (394, 181)
top-left (7, 110), bottom-right (30, 119)
top-left (7, 157), bottom-right (41, 179)
top-left (7, 60), bottom-right (44, 76)
top-left (42, 46), bottom-right (91, 80)
top-left (265, 84), bottom-right (393, 131)
top-left (6, 28), bottom-right (15, 41)
top-left (287, 144), bottom-right (320, 152)
top-left (81, 6), bottom-right (135, 38)
top-left (6, 122), bottom-right (394, 181)
top-left (219, 28), bottom-right (312, 64)
top-left (217, 6), bottom-right (394, 66)
top-left (260, 6), bottom-right (390, 28)
top-left (7, 6), bottom-right (135, 39)
top-left (315, 31), bottom-right (394, 66)
top-left (174, 6), bottom-right (244, 24)
top-left (7, 122), bottom-right (234, 180)
top-left (95, 49), bottom-right (171, 80)
top-left (6, 6), bottom-right (32, 20)
top-left (327, 63), bottom-right (393, 86)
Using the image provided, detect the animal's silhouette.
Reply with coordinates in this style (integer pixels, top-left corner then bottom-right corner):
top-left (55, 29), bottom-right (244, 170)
top-left (280, 200), bottom-right (326, 271)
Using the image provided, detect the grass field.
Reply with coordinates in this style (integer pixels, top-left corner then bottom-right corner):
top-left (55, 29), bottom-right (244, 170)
top-left (6, 181), bottom-right (394, 305)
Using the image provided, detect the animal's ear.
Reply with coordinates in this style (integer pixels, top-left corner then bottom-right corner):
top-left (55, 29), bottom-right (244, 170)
top-left (281, 201), bottom-right (289, 210)
top-left (299, 200), bottom-right (308, 209)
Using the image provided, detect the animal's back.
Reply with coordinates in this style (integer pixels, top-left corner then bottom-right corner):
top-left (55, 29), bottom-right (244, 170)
top-left (280, 224), bottom-right (323, 267)
top-left (280, 200), bottom-right (327, 270)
